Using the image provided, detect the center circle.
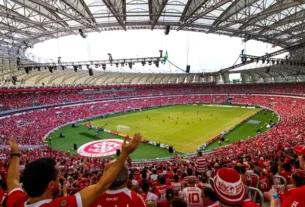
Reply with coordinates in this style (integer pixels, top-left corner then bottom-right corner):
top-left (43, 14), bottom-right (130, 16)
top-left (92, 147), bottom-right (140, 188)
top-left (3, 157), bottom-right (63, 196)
top-left (77, 139), bottom-right (124, 157)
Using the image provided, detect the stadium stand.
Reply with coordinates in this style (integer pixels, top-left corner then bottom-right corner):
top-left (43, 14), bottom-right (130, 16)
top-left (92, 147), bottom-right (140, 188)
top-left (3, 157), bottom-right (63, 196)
top-left (1, 82), bottom-right (305, 110)
top-left (2, 0), bottom-right (305, 205)
top-left (1, 83), bottom-right (305, 207)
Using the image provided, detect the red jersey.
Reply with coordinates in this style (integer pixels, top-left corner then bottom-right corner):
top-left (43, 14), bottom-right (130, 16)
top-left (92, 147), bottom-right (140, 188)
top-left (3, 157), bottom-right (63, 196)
top-left (138, 179), bottom-right (152, 188)
top-left (165, 179), bottom-right (172, 186)
top-left (158, 199), bottom-right (170, 207)
top-left (7, 188), bottom-right (81, 207)
top-left (294, 169), bottom-right (305, 178)
top-left (202, 201), bottom-right (220, 207)
top-left (281, 171), bottom-right (293, 184)
top-left (171, 182), bottom-right (182, 193)
top-left (249, 175), bottom-right (258, 188)
top-left (167, 171), bottom-right (174, 179)
top-left (241, 200), bottom-right (259, 207)
top-left (90, 187), bottom-right (147, 207)
top-left (134, 171), bottom-right (141, 180)
top-left (280, 188), bottom-right (295, 203)
top-left (195, 156), bottom-right (207, 174)
top-left (259, 175), bottom-right (270, 192)
top-left (0, 190), bottom-right (7, 207)
top-left (153, 181), bottom-right (160, 187)
top-left (281, 185), bottom-right (305, 207)
top-left (154, 185), bottom-right (171, 200)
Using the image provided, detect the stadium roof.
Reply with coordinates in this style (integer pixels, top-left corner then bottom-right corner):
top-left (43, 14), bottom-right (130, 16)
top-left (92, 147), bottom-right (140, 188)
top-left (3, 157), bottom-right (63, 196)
top-left (1, 0), bottom-right (305, 54)
top-left (1, 0), bottom-right (305, 86)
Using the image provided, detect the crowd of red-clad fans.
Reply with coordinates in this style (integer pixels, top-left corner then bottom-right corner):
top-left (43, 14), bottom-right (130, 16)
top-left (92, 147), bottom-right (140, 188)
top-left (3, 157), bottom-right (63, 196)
top-left (1, 82), bottom-right (305, 110)
top-left (1, 83), bottom-right (305, 207)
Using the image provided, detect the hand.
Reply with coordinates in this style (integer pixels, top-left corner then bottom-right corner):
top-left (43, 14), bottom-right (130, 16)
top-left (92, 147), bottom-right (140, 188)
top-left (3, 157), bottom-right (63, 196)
top-left (268, 189), bottom-right (275, 201)
top-left (121, 133), bottom-right (141, 156)
top-left (9, 138), bottom-right (20, 154)
top-left (61, 177), bottom-right (67, 196)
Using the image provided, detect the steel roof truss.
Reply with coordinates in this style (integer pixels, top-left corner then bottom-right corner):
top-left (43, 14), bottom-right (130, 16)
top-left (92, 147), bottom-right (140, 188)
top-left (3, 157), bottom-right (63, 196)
top-left (211, 0), bottom-right (259, 28)
top-left (148, 0), bottom-right (168, 30)
top-left (28, 0), bottom-right (99, 32)
top-left (178, 0), bottom-right (231, 31)
top-left (63, 0), bottom-right (96, 23)
top-left (10, 0), bottom-right (69, 28)
top-left (102, 0), bottom-right (126, 30)
top-left (239, 0), bottom-right (301, 30)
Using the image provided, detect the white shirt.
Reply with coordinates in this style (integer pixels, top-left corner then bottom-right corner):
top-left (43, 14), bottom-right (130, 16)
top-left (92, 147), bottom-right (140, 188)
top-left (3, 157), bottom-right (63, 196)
top-left (145, 192), bottom-right (158, 202)
top-left (151, 174), bottom-right (158, 181)
top-left (182, 186), bottom-right (202, 207)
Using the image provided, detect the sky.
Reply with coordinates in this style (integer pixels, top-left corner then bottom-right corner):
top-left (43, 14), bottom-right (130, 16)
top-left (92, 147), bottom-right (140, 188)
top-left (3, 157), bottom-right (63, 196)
top-left (26, 30), bottom-right (286, 76)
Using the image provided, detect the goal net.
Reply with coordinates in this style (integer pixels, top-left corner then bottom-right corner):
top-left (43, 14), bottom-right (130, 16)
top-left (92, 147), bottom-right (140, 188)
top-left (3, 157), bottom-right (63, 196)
top-left (116, 125), bottom-right (130, 134)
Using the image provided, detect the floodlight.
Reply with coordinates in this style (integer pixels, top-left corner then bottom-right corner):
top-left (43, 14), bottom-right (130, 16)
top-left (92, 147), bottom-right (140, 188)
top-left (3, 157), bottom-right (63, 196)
top-left (102, 64), bottom-right (106, 70)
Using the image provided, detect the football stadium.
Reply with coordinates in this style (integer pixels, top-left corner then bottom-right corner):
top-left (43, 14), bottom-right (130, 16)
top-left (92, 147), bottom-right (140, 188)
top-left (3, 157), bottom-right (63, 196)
top-left (1, 0), bottom-right (305, 207)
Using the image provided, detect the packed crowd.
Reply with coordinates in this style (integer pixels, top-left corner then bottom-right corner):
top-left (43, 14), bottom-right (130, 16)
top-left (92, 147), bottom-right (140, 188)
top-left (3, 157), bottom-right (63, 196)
top-left (1, 94), bottom-right (304, 148)
top-left (1, 85), bottom-right (305, 207)
top-left (1, 82), bottom-right (305, 110)
top-left (3, 135), bottom-right (305, 207)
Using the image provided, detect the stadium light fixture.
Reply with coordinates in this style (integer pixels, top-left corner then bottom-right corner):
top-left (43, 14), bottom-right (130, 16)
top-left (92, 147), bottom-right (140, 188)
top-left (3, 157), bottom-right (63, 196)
top-left (108, 53), bottom-right (113, 63)
top-left (241, 57), bottom-right (247, 64)
top-left (159, 50), bottom-right (163, 58)
top-left (102, 64), bottom-right (106, 70)
top-left (79, 29), bottom-right (87, 38)
top-left (73, 65), bottom-right (78, 72)
top-left (48, 66), bottom-right (53, 73)
top-left (154, 61), bottom-right (159, 68)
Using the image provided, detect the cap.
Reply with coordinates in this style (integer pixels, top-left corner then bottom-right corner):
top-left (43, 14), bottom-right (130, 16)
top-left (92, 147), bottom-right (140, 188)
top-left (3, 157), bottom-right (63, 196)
top-left (213, 168), bottom-right (246, 205)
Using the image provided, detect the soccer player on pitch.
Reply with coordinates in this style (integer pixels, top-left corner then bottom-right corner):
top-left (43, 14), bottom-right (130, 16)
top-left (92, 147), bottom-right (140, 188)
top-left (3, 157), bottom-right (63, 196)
top-left (6, 134), bottom-right (142, 207)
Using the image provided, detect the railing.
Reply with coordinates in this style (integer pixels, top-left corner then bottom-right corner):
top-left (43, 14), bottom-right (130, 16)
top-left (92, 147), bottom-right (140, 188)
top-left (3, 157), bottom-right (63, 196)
top-left (248, 186), bottom-right (264, 207)
top-left (273, 175), bottom-right (287, 191)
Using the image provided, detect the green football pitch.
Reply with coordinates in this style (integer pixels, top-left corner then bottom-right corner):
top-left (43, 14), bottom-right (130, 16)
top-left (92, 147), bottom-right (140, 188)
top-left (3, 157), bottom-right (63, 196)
top-left (88, 105), bottom-right (260, 153)
top-left (47, 104), bottom-right (278, 160)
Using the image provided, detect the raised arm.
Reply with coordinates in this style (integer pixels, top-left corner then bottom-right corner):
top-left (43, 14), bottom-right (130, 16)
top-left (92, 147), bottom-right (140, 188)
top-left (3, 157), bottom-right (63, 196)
top-left (7, 138), bottom-right (22, 193)
top-left (79, 133), bottom-right (142, 207)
